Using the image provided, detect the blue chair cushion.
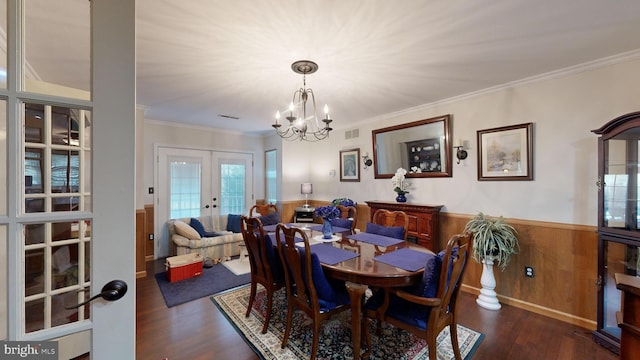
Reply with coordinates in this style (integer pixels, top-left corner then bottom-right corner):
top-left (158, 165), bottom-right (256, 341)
top-left (365, 222), bottom-right (404, 239)
top-left (297, 247), bottom-right (350, 311)
top-left (190, 218), bottom-right (218, 237)
top-left (258, 211), bottom-right (281, 226)
top-left (331, 218), bottom-right (353, 230)
top-left (226, 214), bottom-right (242, 233)
top-left (365, 289), bottom-right (430, 330)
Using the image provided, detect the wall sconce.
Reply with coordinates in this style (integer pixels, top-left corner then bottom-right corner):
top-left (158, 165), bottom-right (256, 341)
top-left (453, 139), bottom-right (468, 164)
top-left (362, 151), bottom-right (373, 169)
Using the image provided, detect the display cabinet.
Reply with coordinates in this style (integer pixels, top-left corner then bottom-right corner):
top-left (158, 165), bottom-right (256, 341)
top-left (591, 111), bottom-right (640, 354)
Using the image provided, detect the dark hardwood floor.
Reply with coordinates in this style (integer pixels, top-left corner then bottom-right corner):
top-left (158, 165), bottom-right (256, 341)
top-left (136, 259), bottom-right (618, 360)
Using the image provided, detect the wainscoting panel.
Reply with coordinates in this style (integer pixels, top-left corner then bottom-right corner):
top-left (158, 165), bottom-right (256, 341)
top-left (441, 213), bottom-right (598, 329)
top-left (136, 209), bottom-right (147, 278)
top-left (144, 204), bottom-right (154, 260)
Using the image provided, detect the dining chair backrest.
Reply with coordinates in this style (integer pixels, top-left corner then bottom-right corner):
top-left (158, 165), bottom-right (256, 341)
top-left (241, 216), bottom-right (282, 282)
top-left (240, 216), bottom-right (284, 333)
top-left (332, 205), bottom-right (357, 234)
top-left (435, 231), bottom-right (471, 318)
top-left (249, 203), bottom-right (278, 217)
top-left (274, 223), bottom-right (350, 360)
top-left (275, 224), bottom-right (318, 310)
top-left (370, 209), bottom-right (409, 240)
top-left (367, 231), bottom-right (472, 360)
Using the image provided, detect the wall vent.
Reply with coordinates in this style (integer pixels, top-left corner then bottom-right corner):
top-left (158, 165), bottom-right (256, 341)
top-left (344, 128), bottom-right (360, 139)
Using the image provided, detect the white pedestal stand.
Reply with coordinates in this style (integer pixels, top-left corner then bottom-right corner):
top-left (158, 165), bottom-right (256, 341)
top-left (476, 258), bottom-right (502, 310)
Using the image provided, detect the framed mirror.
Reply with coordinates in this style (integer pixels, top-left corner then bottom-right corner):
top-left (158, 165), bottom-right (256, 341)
top-left (372, 115), bottom-right (452, 178)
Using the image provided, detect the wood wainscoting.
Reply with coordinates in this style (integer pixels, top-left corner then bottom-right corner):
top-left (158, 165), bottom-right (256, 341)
top-left (138, 201), bottom-right (596, 328)
top-left (441, 213), bottom-right (598, 329)
top-left (144, 204), bottom-right (154, 260)
top-left (135, 209), bottom-right (147, 278)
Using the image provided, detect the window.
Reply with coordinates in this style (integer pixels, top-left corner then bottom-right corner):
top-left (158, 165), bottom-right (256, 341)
top-left (265, 149), bottom-right (277, 204)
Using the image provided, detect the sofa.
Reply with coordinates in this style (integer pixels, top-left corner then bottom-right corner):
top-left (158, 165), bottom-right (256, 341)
top-left (167, 214), bottom-right (245, 260)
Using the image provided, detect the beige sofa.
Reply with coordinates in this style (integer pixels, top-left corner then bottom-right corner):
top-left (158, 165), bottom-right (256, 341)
top-left (167, 215), bottom-right (244, 260)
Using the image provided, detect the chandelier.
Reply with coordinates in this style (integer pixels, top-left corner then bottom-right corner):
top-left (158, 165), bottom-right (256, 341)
top-left (272, 60), bottom-right (333, 141)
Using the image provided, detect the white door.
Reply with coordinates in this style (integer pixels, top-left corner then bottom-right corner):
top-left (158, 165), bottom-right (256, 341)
top-left (2, 0), bottom-right (135, 359)
top-left (156, 147), bottom-right (253, 258)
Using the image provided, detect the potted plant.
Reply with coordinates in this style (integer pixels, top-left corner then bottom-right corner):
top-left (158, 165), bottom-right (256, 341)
top-left (391, 168), bottom-right (410, 203)
top-left (464, 212), bottom-right (519, 310)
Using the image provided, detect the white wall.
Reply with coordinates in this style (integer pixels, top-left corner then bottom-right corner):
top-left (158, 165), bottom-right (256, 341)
top-left (138, 55), bottom-right (640, 227)
top-left (141, 120), bottom-right (266, 207)
top-left (304, 56), bottom-right (640, 226)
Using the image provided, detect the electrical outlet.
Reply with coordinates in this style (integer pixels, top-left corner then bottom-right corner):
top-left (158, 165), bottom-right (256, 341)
top-left (148, 187), bottom-right (154, 194)
top-left (525, 266), bottom-right (534, 278)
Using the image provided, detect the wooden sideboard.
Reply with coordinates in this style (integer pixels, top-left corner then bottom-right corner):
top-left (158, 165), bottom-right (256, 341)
top-left (365, 201), bottom-right (443, 252)
top-left (615, 273), bottom-right (640, 360)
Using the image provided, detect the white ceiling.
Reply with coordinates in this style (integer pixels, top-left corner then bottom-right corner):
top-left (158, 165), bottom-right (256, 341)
top-left (23, 0), bottom-right (640, 136)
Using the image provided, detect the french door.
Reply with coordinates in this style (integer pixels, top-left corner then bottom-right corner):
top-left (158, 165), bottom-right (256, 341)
top-left (156, 147), bottom-right (253, 258)
top-left (2, 0), bottom-right (136, 358)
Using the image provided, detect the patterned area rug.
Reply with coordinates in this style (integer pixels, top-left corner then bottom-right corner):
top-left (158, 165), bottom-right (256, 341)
top-left (212, 285), bottom-right (483, 360)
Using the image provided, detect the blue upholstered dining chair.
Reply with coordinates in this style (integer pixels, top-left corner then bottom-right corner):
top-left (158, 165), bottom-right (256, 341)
top-left (240, 216), bottom-right (285, 334)
top-left (366, 208), bottom-right (409, 240)
top-left (364, 232), bottom-right (472, 360)
top-left (275, 224), bottom-right (350, 360)
top-left (331, 205), bottom-right (358, 235)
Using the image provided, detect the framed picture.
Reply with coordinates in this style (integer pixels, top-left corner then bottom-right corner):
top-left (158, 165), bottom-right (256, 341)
top-left (340, 148), bottom-right (360, 182)
top-left (477, 122), bottom-right (533, 181)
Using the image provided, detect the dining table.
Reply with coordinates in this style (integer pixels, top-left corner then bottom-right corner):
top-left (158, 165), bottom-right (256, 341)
top-left (263, 223), bottom-right (435, 359)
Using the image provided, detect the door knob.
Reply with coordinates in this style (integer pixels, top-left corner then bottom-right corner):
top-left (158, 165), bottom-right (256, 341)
top-left (65, 280), bottom-right (128, 310)
top-left (213, 197), bottom-right (217, 202)
top-left (205, 205), bottom-right (210, 208)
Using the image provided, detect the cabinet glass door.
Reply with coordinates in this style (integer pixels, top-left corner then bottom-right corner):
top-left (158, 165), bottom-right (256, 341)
top-left (600, 240), bottom-right (639, 341)
top-left (603, 135), bottom-right (640, 231)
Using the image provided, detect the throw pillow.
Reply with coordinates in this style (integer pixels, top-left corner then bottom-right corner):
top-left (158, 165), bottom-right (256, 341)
top-left (414, 253), bottom-right (442, 298)
top-left (190, 218), bottom-right (207, 237)
top-left (258, 211), bottom-right (281, 226)
top-left (173, 220), bottom-right (201, 239)
top-left (226, 214), bottom-right (242, 233)
top-left (365, 222), bottom-right (404, 239)
top-left (190, 218), bottom-right (219, 237)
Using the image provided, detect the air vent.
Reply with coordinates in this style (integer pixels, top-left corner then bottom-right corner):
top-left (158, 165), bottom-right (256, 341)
top-left (344, 128), bottom-right (360, 139)
top-left (218, 114), bottom-right (239, 120)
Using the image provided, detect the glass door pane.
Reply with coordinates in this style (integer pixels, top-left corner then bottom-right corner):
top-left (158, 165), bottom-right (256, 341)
top-left (212, 153), bottom-right (252, 215)
top-left (220, 163), bottom-right (245, 215)
top-left (169, 160), bottom-right (202, 219)
top-left (603, 138), bottom-right (640, 230)
top-left (602, 240), bottom-right (639, 340)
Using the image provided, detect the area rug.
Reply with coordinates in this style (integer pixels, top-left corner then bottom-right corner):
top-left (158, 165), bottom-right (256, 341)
top-left (212, 285), bottom-right (483, 360)
top-left (155, 263), bottom-right (250, 307)
top-left (222, 258), bottom-right (251, 276)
